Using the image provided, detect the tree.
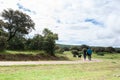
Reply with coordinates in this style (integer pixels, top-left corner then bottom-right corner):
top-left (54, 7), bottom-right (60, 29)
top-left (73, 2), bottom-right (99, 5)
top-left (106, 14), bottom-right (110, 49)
top-left (80, 45), bottom-right (89, 50)
top-left (0, 36), bottom-right (7, 51)
top-left (7, 35), bottom-right (26, 50)
top-left (105, 47), bottom-right (115, 53)
top-left (0, 20), bottom-right (7, 36)
top-left (0, 20), bottom-right (3, 33)
top-left (26, 34), bottom-right (43, 50)
top-left (42, 28), bottom-right (58, 55)
top-left (1, 9), bottom-right (35, 41)
top-left (93, 47), bottom-right (105, 53)
top-left (0, 20), bottom-right (7, 51)
top-left (63, 47), bottom-right (70, 51)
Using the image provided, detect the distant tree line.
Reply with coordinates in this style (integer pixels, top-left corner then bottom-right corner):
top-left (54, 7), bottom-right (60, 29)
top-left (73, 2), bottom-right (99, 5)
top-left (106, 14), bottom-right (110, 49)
top-left (60, 44), bottom-right (120, 55)
top-left (0, 9), bottom-right (58, 56)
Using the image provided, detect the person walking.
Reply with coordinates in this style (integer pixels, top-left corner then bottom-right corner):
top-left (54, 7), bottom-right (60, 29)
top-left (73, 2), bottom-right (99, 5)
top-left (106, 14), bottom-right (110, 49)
top-left (87, 48), bottom-right (92, 61)
top-left (82, 48), bottom-right (87, 61)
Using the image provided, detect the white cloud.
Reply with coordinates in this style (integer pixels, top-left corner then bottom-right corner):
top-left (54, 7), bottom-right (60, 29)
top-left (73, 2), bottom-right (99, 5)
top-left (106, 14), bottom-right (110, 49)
top-left (0, 0), bottom-right (120, 47)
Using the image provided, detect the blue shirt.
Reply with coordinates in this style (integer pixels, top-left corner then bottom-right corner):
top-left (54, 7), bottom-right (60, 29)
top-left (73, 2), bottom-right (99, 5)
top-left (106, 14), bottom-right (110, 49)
top-left (87, 49), bottom-right (92, 55)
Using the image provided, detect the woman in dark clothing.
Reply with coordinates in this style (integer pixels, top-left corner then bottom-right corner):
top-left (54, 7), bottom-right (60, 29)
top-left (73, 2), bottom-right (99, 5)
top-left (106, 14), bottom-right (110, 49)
top-left (82, 48), bottom-right (87, 60)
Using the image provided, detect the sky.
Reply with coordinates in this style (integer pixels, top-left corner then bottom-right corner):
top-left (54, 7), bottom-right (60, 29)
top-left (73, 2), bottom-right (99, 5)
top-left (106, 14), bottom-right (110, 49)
top-left (0, 0), bottom-right (120, 47)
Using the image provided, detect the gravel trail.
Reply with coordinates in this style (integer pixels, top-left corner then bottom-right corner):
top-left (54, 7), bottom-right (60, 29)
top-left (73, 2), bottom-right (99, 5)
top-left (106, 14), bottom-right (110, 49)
top-left (0, 59), bottom-right (102, 66)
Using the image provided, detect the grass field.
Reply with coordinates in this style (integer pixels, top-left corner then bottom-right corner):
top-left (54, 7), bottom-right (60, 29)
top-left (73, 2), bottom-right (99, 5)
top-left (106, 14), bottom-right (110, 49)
top-left (0, 51), bottom-right (120, 80)
top-left (0, 50), bottom-right (69, 61)
top-left (0, 50), bottom-right (42, 55)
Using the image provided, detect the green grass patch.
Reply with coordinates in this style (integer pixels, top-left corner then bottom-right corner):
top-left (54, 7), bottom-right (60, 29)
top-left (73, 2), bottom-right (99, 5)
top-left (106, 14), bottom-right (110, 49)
top-left (0, 60), bottom-right (120, 80)
top-left (93, 53), bottom-right (120, 60)
top-left (0, 50), bottom-right (70, 61)
top-left (0, 51), bottom-right (120, 80)
top-left (0, 50), bottom-right (43, 55)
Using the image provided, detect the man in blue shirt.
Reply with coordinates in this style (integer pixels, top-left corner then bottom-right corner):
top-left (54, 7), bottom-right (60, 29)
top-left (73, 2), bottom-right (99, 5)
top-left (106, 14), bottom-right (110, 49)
top-left (87, 48), bottom-right (92, 61)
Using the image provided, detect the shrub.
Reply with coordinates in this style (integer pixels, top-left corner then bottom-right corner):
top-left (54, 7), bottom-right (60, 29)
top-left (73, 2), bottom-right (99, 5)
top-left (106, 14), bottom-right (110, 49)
top-left (105, 47), bottom-right (115, 53)
top-left (78, 51), bottom-right (82, 58)
top-left (93, 47), bottom-right (105, 53)
top-left (63, 47), bottom-right (70, 51)
top-left (115, 50), bottom-right (120, 53)
top-left (7, 37), bottom-right (25, 50)
top-left (0, 36), bottom-right (7, 51)
top-left (71, 50), bottom-right (78, 57)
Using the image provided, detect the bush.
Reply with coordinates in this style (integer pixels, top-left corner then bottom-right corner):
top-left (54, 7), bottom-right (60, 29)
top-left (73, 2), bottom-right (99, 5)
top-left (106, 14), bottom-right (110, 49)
top-left (63, 47), bottom-right (70, 51)
top-left (116, 50), bottom-right (120, 53)
top-left (71, 50), bottom-right (78, 57)
top-left (105, 47), bottom-right (115, 53)
top-left (78, 51), bottom-right (82, 58)
top-left (0, 36), bottom-right (7, 51)
top-left (7, 37), bottom-right (25, 50)
top-left (93, 47), bottom-right (105, 53)
top-left (115, 48), bottom-right (120, 53)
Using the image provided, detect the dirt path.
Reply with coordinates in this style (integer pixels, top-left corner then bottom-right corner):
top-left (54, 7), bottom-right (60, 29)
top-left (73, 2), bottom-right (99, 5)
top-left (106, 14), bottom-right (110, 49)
top-left (0, 59), bottom-right (102, 66)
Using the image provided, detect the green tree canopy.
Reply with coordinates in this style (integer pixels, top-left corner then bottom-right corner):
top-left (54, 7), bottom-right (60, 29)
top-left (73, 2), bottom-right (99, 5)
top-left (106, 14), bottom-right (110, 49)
top-left (0, 36), bottom-right (7, 51)
top-left (28, 34), bottom-right (44, 50)
top-left (43, 28), bottom-right (58, 55)
top-left (0, 20), bottom-right (6, 36)
top-left (1, 9), bottom-right (35, 41)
